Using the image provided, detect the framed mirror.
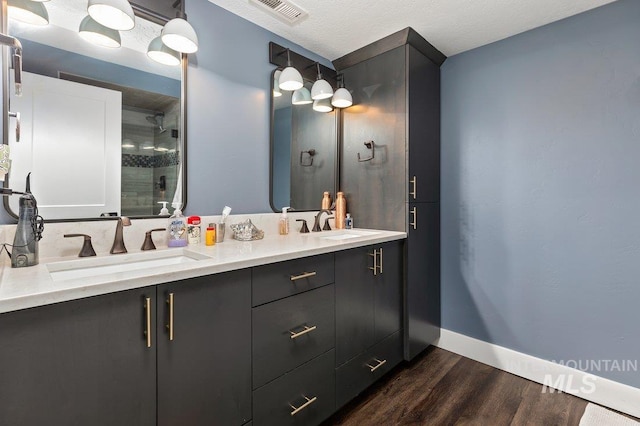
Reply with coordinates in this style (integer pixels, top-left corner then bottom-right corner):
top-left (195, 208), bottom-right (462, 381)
top-left (269, 43), bottom-right (338, 212)
top-left (1, 0), bottom-right (186, 221)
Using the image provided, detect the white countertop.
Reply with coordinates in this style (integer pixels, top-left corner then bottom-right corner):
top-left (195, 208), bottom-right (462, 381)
top-left (0, 228), bottom-right (405, 314)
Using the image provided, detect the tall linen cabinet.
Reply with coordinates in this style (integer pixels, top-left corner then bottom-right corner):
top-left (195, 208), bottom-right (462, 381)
top-left (334, 28), bottom-right (445, 361)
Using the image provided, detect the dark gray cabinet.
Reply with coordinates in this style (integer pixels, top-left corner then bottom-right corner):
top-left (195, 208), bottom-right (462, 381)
top-left (0, 271), bottom-right (252, 426)
top-left (335, 27), bottom-right (444, 361)
top-left (0, 243), bottom-right (404, 424)
top-left (335, 241), bottom-right (403, 407)
top-left (406, 202), bottom-right (441, 360)
top-left (157, 270), bottom-right (252, 426)
top-left (252, 284), bottom-right (335, 389)
top-left (0, 287), bottom-right (157, 426)
top-left (253, 350), bottom-right (335, 426)
top-left (335, 240), bottom-right (403, 366)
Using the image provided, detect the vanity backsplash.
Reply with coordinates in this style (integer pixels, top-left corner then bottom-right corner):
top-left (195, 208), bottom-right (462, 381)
top-left (0, 211), bottom-right (326, 266)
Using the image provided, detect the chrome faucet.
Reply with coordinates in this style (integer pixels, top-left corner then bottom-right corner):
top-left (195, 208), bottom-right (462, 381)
top-left (312, 209), bottom-right (333, 232)
top-left (110, 217), bottom-right (131, 254)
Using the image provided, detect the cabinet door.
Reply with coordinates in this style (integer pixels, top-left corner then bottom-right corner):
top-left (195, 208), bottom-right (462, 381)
top-left (0, 287), bottom-right (157, 426)
top-left (405, 202), bottom-right (441, 360)
top-left (335, 246), bottom-right (375, 366)
top-left (407, 45), bottom-right (441, 204)
top-left (374, 240), bottom-right (403, 342)
top-left (341, 46), bottom-right (407, 232)
top-left (157, 270), bottom-right (252, 426)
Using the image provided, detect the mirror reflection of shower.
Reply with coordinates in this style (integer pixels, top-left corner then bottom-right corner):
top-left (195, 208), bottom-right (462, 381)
top-left (121, 99), bottom-right (180, 216)
top-left (146, 112), bottom-right (167, 134)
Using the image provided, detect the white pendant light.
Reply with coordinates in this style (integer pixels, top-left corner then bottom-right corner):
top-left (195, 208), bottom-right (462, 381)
top-left (79, 15), bottom-right (121, 48)
top-left (161, 1), bottom-right (198, 54)
top-left (332, 74), bottom-right (353, 108)
top-left (331, 88), bottom-right (353, 108)
top-left (7, 0), bottom-right (49, 26)
top-left (273, 70), bottom-right (282, 98)
top-left (147, 36), bottom-right (181, 66)
top-left (278, 49), bottom-right (303, 91)
top-left (292, 87), bottom-right (312, 105)
top-left (313, 98), bottom-right (333, 113)
top-left (311, 63), bottom-right (333, 100)
top-left (87, 0), bottom-right (135, 31)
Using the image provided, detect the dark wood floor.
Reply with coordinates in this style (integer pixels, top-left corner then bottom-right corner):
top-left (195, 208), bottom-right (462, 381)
top-left (324, 347), bottom-right (590, 426)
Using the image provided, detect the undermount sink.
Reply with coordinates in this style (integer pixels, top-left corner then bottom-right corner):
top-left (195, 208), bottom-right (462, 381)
top-left (47, 249), bottom-right (211, 281)
top-left (314, 229), bottom-right (381, 241)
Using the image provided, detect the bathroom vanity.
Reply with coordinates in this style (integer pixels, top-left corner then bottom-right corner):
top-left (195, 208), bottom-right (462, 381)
top-left (0, 228), bottom-right (405, 426)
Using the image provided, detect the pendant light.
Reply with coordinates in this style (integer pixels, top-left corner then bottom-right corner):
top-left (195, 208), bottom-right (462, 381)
top-left (161, 0), bottom-right (199, 54)
top-left (87, 0), bottom-right (135, 31)
top-left (78, 15), bottom-right (121, 48)
top-left (278, 48), bottom-right (303, 91)
top-left (147, 36), bottom-right (181, 66)
top-left (311, 63), bottom-right (333, 100)
top-left (292, 87), bottom-right (312, 105)
top-left (7, 0), bottom-right (49, 26)
top-left (313, 98), bottom-right (333, 113)
top-left (331, 74), bottom-right (353, 108)
top-left (273, 70), bottom-right (282, 98)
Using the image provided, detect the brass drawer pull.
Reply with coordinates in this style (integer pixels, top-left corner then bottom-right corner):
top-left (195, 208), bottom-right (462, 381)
top-left (289, 325), bottom-right (317, 339)
top-left (166, 293), bottom-right (174, 341)
top-left (410, 207), bottom-right (417, 230)
top-left (366, 358), bottom-right (387, 372)
top-left (410, 175), bottom-right (417, 199)
top-left (290, 395), bottom-right (318, 416)
top-left (290, 271), bottom-right (317, 281)
top-left (368, 249), bottom-right (378, 276)
top-left (144, 297), bottom-right (152, 348)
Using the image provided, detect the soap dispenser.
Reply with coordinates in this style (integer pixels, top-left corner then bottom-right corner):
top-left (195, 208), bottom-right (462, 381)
top-left (158, 201), bottom-right (169, 215)
top-left (279, 207), bottom-right (291, 235)
top-left (167, 203), bottom-right (188, 247)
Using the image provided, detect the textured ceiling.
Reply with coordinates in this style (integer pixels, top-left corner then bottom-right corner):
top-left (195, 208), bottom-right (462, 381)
top-left (207, 0), bottom-right (618, 60)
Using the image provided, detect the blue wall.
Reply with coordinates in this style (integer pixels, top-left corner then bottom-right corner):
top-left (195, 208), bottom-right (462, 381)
top-left (185, 0), bottom-right (331, 215)
top-left (441, 0), bottom-right (640, 387)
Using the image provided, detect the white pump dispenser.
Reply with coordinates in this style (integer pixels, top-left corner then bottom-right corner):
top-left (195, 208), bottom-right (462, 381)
top-left (158, 201), bottom-right (169, 215)
top-left (279, 206), bottom-right (291, 235)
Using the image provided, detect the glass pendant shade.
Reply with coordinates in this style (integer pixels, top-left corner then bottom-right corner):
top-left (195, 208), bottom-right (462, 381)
top-left (8, 0), bottom-right (49, 26)
top-left (311, 78), bottom-right (333, 100)
top-left (87, 0), bottom-right (135, 31)
top-left (79, 15), bottom-right (121, 48)
top-left (292, 87), bottom-right (312, 105)
top-left (273, 70), bottom-right (282, 97)
top-left (331, 87), bottom-right (353, 108)
top-left (313, 98), bottom-right (333, 113)
top-left (279, 66), bottom-right (303, 91)
top-left (161, 18), bottom-right (199, 54)
top-left (147, 36), bottom-right (181, 66)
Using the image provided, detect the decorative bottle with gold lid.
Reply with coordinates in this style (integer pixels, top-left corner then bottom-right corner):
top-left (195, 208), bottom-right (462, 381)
top-left (335, 192), bottom-right (346, 229)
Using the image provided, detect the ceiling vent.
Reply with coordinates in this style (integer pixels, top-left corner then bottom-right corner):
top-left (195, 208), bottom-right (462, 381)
top-left (249, 0), bottom-right (308, 25)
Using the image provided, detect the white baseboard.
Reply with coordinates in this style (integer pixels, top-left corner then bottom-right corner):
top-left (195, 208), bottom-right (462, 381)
top-left (434, 329), bottom-right (640, 418)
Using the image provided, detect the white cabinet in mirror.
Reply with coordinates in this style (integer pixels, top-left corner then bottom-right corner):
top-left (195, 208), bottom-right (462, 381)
top-left (2, 0), bottom-right (185, 221)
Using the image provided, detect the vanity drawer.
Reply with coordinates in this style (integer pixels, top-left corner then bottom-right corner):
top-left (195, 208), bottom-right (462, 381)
top-left (252, 253), bottom-right (334, 306)
top-left (253, 349), bottom-right (335, 426)
top-left (253, 285), bottom-right (335, 389)
top-left (335, 330), bottom-right (402, 409)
